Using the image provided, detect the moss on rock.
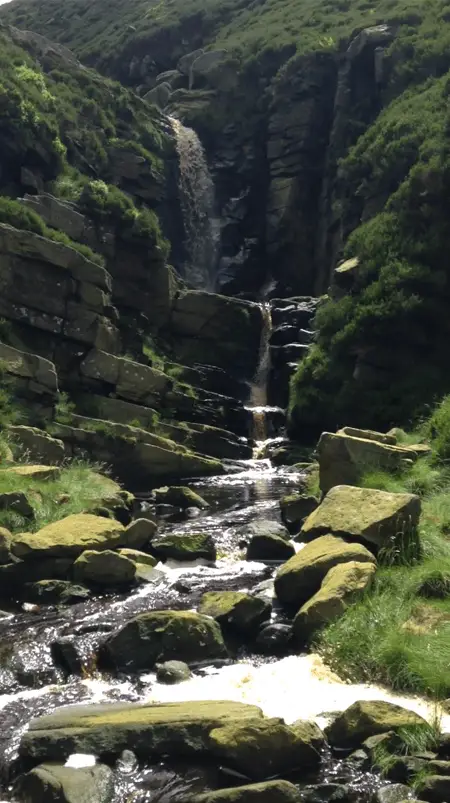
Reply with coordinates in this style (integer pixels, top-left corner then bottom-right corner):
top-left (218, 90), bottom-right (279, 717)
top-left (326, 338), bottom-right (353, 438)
top-left (191, 780), bottom-right (302, 802)
top-left (275, 534), bottom-right (375, 608)
top-left (199, 591), bottom-right (271, 634)
top-left (10, 513), bottom-right (125, 560)
top-left (325, 701), bottom-right (429, 748)
top-left (151, 531), bottom-right (216, 561)
top-left (152, 485), bottom-right (209, 509)
top-left (102, 610), bottom-right (227, 670)
top-left (73, 549), bottom-right (136, 586)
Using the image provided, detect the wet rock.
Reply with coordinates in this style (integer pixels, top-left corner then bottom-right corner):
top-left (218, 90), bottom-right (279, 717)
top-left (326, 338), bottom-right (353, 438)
top-left (275, 535), bottom-right (375, 608)
top-left (102, 610), bottom-right (227, 670)
top-left (10, 514), bottom-right (126, 560)
top-left (14, 762), bottom-right (113, 803)
top-left (152, 485), bottom-right (209, 509)
top-left (73, 550), bottom-right (136, 586)
top-left (280, 494), bottom-right (319, 532)
top-left (325, 701), bottom-right (429, 748)
top-left (301, 485), bottom-right (421, 555)
top-left (23, 580), bottom-right (91, 605)
top-left (208, 717), bottom-right (322, 780)
top-left (192, 780), bottom-right (302, 802)
top-left (151, 531), bottom-right (216, 561)
top-left (240, 519), bottom-right (290, 542)
top-left (316, 431), bottom-right (421, 494)
top-left (199, 591), bottom-right (271, 634)
top-left (346, 749), bottom-right (369, 769)
top-left (375, 784), bottom-right (412, 803)
top-left (10, 643), bottom-right (56, 688)
top-left (8, 425), bottom-right (65, 464)
top-left (246, 533), bottom-right (295, 561)
top-left (301, 783), bottom-right (351, 803)
top-left (420, 776), bottom-right (450, 803)
top-left (0, 491), bottom-right (34, 519)
top-left (123, 517), bottom-right (157, 549)
top-left (155, 660), bottom-right (192, 684)
top-left (255, 623), bottom-right (293, 653)
top-left (385, 755), bottom-right (429, 783)
top-left (51, 638), bottom-right (84, 675)
top-left (19, 700), bottom-right (263, 761)
top-left (293, 560), bottom-right (376, 640)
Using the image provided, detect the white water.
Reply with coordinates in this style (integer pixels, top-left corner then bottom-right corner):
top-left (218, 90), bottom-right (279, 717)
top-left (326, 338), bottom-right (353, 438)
top-left (170, 116), bottom-right (219, 290)
top-left (146, 653), bottom-right (450, 733)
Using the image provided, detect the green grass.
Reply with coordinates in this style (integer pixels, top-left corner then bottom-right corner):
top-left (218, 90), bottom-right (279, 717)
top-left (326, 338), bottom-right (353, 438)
top-left (317, 449), bottom-right (450, 699)
top-left (0, 460), bottom-right (125, 533)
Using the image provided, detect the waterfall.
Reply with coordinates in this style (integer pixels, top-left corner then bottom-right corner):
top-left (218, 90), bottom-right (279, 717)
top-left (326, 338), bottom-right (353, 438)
top-left (170, 116), bottom-right (219, 290)
top-left (247, 303), bottom-right (272, 456)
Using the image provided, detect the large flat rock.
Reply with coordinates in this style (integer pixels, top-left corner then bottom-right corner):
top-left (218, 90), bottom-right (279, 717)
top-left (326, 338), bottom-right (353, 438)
top-left (19, 700), bottom-right (263, 762)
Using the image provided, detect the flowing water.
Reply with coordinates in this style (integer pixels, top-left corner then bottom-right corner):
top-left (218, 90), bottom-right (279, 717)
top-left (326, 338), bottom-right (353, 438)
top-left (245, 303), bottom-right (283, 458)
top-left (170, 116), bottom-right (219, 290)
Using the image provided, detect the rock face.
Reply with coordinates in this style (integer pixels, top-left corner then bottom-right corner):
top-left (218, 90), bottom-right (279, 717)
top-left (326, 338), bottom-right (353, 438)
top-left (192, 781), bottom-right (302, 803)
top-left (275, 534), bottom-right (375, 608)
top-left (199, 591), bottom-right (271, 634)
top-left (10, 514), bottom-right (125, 560)
top-left (14, 763), bottom-right (113, 803)
top-left (317, 431), bottom-right (420, 493)
top-left (293, 560), bottom-right (376, 639)
top-left (325, 701), bottom-right (429, 748)
top-left (280, 494), bottom-right (319, 532)
top-left (102, 610), bottom-right (227, 670)
top-left (169, 291), bottom-right (262, 377)
top-left (301, 485), bottom-right (421, 554)
top-left (9, 425), bottom-right (65, 464)
top-left (19, 700), bottom-right (263, 761)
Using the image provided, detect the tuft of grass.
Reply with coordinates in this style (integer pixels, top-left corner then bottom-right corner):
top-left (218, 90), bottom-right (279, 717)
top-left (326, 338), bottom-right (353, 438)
top-left (0, 460), bottom-right (124, 532)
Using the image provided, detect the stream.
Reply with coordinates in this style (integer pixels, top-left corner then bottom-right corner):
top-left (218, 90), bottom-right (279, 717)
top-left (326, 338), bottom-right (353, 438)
top-left (0, 457), bottom-right (444, 802)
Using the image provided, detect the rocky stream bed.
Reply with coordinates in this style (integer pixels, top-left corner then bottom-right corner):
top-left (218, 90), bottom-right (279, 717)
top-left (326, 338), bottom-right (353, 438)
top-left (0, 459), bottom-right (446, 803)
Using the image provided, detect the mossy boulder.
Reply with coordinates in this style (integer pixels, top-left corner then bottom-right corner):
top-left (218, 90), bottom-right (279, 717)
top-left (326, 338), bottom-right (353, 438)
top-left (151, 531), bottom-right (216, 561)
top-left (102, 610), bottom-right (227, 670)
top-left (10, 514), bottom-right (126, 560)
top-left (152, 485), bottom-right (209, 509)
top-left (246, 533), bottom-right (295, 561)
top-left (155, 660), bottom-right (192, 684)
top-left (275, 535), bottom-right (375, 608)
top-left (19, 700), bottom-right (262, 762)
top-left (13, 763), bottom-right (113, 803)
top-left (293, 560), bottom-right (377, 641)
top-left (208, 717), bottom-right (323, 780)
top-left (73, 550), bottom-right (136, 586)
top-left (192, 780), bottom-right (302, 802)
top-left (301, 485), bottom-right (421, 554)
top-left (23, 580), bottom-right (91, 605)
top-left (122, 518), bottom-right (157, 549)
top-left (118, 548), bottom-right (157, 568)
top-left (199, 591), bottom-right (271, 634)
top-left (317, 432), bottom-right (419, 493)
top-left (325, 701), bottom-right (429, 748)
top-left (419, 776), bottom-right (450, 803)
top-left (280, 494), bottom-right (319, 532)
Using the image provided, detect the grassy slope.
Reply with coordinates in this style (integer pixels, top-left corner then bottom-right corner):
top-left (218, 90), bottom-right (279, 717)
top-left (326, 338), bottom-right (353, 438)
top-left (0, 25), bottom-right (169, 255)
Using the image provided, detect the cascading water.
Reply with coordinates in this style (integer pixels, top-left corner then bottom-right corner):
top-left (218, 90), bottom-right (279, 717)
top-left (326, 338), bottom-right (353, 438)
top-left (170, 116), bottom-right (219, 290)
top-left (248, 303), bottom-right (272, 456)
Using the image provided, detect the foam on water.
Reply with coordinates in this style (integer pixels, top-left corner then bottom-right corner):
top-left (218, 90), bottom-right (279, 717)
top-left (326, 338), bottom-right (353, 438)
top-left (145, 653), bottom-right (450, 732)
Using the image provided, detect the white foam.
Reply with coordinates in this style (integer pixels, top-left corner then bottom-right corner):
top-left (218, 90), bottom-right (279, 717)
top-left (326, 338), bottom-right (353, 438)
top-left (146, 653), bottom-right (450, 732)
top-left (65, 753), bottom-right (96, 768)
